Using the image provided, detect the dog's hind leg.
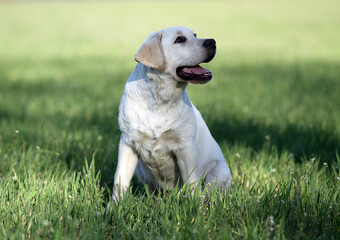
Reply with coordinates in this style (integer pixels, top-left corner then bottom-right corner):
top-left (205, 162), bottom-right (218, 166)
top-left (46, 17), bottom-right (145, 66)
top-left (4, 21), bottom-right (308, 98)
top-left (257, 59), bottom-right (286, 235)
top-left (204, 160), bottom-right (231, 193)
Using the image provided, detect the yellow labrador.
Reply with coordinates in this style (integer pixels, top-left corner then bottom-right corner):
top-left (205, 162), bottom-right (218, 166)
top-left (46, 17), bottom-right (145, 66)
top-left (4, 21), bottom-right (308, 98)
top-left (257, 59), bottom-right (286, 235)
top-left (112, 27), bottom-right (231, 201)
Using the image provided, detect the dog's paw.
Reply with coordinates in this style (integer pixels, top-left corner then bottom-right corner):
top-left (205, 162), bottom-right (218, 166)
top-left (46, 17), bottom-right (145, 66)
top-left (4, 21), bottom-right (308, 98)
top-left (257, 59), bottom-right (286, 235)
top-left (106, 187), bottom-right (124, 212)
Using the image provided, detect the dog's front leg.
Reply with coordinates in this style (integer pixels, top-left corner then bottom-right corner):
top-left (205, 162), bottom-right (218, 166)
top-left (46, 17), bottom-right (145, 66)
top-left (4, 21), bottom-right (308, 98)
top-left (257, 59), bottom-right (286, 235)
top-left (111, 135), bottom-right (139, 203)
top-left (176, 143), bottom-right (201, 189)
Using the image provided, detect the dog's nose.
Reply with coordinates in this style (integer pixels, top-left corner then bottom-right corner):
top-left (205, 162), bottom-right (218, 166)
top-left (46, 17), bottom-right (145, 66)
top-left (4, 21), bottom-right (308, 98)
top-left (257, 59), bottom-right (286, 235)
top-left (203, 39), bottom-right (216, 49)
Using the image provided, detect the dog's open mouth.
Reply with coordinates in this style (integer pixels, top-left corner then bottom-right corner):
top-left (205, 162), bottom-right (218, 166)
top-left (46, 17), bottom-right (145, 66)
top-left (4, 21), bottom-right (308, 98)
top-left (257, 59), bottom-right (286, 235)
top-left (176, 65), bottom-right (212, 84)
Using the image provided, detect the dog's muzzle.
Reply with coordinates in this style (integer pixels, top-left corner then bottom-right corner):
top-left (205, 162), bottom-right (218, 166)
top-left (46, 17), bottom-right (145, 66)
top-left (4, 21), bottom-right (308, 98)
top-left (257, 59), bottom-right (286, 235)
top-left (176, 38), bottom-right (216, 84)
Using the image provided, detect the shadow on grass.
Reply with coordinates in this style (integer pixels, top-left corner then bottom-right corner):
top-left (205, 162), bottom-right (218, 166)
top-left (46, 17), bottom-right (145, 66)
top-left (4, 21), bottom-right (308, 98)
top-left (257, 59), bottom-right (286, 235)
top-left (211, 60), bottom-right (340, 164)
top-left (209, 115), bottom-right (340, 164)
top-left (0, 57), bottom-right (339, 181)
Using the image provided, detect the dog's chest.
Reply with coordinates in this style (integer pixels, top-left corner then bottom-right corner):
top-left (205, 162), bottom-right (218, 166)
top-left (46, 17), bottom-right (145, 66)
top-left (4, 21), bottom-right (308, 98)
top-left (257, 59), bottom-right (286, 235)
top-left (123, 107), bottom-right (183, 165)
top-left (133, 127), bottom-right (179, 162)
top-left (119, 82), bottom-right (195, 175)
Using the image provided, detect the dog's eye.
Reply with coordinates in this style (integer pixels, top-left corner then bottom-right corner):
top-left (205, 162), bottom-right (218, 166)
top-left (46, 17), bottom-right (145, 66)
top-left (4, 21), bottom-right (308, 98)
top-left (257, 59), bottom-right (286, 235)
top-left (174, 36), bottom-right (186, 44)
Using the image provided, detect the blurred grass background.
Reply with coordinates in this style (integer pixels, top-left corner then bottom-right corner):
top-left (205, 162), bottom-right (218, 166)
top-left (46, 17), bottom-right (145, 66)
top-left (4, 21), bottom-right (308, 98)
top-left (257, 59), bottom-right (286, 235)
top-left (0, 0), bottom-right (340, 239)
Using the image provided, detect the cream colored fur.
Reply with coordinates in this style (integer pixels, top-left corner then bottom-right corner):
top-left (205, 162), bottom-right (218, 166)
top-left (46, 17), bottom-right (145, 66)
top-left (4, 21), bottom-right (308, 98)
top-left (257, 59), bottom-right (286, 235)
top-left (111, 27), bottom-right (231, 202)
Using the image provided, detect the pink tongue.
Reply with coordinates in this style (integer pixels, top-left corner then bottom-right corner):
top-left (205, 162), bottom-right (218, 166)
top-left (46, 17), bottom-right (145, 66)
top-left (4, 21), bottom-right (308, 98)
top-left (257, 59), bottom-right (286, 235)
top-left (183, 66), bottom-right (211, 75)
top-left (190, 66), bottom-right (211, 75)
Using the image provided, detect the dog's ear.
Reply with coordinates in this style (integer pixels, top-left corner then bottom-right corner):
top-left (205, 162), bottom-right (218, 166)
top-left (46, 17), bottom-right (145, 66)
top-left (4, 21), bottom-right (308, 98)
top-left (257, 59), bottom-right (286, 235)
top-left (135, 31), bottom-right (167, 71)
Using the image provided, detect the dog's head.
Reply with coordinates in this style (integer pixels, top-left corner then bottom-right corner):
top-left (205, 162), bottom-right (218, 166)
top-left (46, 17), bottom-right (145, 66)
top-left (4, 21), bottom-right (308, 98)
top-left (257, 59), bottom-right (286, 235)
top-left (135, 27), bottom-right (216, 84)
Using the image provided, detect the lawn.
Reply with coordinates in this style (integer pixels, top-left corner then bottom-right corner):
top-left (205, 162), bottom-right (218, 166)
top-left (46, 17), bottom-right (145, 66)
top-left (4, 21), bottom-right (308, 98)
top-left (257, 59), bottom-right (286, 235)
top-left (0, 0), bottom-right (339, 239)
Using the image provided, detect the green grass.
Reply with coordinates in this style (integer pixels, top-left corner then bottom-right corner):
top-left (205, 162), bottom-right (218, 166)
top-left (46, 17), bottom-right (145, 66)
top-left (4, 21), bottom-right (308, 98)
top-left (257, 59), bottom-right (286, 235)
top-left (1, 0), bottom-right (340, 239)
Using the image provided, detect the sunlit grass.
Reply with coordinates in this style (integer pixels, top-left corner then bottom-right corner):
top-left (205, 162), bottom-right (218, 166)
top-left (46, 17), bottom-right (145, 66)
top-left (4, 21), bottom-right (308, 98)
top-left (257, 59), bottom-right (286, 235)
top-left (0, 0), bottom-right (339, 239)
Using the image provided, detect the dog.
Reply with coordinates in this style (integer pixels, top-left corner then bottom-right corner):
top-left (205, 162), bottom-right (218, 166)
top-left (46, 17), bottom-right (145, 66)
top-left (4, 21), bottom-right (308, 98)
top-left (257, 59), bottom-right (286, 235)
top-left (111, 27), bottom-right (231, 202)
